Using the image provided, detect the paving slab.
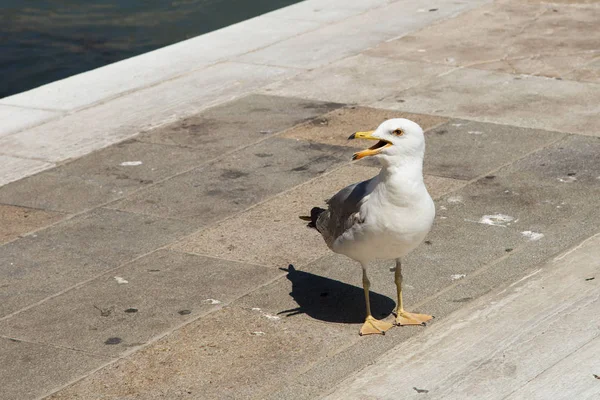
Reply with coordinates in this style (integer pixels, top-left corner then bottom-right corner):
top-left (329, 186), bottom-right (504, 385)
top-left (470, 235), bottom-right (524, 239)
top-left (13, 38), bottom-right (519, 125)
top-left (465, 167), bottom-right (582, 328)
top-left (0, 337), bottom-right (110, 400)
top-left (504, 335), bottom-right (600, 400)
top-left (293, 322), bottom-right (425, 392)
top-left (280, 107), bottom-right (565, 180)
top-left (136, 94), bottom-right (343, 149)
top-left (280, 106), bottom-right (448, 148)
top-left (48, 306), bottom-right (352, 400)
top-left (0, 204), bottom-right (64, 244)
top-left (0, 208), bottom-right (195, 318)
top-left (423, 175), bottom-right (467, 199)
top-left (109, 137), bottom-right (352, 225)
top-left (262, 382), bottom-right (323, 400)
top-left (0, 250), bottom-right (280, 357)
top-left (174, 164), bottom-right (464, 268)
top-left (0, 62), bottom-right (298, 163)
top-left (564, 56), bottom-right (600, 83)
top-left (423, 120), bottom-right (566, 180)
top-left (264, 0), bottom-right (391, 24)
top-left (261, 55), bottom-right (454, 105)
top-left (0, 171), bottom-right (120, 214)
top-left (0, 140), bottom-right (211, 213)
top-left (0, 105), bottom-right (60, 138)
top-left (324, 233), bottom-right (600, 400)
top-left (237, 0), bottom-right (488, 69)
top-left (0, 15), bottom-right (319, 111)
top-left (366, 1), bottom-right (600, 82)
top-left (373, 67), bottom-right (600, 136)
top-left (0, 155), bottom-right (54, 187)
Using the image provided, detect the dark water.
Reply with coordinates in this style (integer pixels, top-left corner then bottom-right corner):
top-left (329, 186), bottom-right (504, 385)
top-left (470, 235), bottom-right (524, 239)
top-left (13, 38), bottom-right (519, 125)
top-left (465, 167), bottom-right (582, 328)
top-left (0, 0), bottom-right (302, 99)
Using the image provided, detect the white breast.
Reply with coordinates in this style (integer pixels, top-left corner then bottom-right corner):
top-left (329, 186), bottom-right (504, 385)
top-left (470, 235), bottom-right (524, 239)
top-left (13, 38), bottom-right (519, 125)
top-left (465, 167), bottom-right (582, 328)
top-left (333, 186), bottom-right (435, 263)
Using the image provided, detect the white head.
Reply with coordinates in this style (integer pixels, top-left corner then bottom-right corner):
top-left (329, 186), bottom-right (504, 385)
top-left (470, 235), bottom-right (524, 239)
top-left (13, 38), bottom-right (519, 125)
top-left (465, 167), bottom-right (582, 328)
top-left (348, 118), bottom-right (425, 165)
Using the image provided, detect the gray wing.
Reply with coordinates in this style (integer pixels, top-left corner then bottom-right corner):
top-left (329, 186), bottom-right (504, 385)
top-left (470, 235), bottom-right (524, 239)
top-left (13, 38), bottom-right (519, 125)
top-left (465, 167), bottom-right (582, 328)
top-left (316, 176), bottom-right (375, 248)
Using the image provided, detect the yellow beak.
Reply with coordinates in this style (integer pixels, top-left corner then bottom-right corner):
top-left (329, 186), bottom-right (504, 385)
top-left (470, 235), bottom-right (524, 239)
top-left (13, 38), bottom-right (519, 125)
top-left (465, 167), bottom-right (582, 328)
top-left (348, 130), bottom-right (391, 160)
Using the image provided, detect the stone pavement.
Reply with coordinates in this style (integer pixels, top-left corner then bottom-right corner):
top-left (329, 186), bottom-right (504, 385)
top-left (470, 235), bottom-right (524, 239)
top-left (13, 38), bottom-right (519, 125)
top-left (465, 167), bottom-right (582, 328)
top-left (1, 0), bottom-right (599, 399)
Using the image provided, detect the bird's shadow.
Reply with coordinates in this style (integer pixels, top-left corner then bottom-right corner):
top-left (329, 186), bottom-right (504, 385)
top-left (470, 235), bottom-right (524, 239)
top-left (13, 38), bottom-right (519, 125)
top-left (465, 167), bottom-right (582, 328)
top-left (277, 265), bottom-right (395, 323)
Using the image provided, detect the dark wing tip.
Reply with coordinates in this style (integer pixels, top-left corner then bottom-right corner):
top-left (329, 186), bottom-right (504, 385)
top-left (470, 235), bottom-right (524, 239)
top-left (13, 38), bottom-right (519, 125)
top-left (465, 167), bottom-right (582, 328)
top-left (300, 208), bottom-right (326, 229)
top-left (309, 207), bottom-right (326, 230)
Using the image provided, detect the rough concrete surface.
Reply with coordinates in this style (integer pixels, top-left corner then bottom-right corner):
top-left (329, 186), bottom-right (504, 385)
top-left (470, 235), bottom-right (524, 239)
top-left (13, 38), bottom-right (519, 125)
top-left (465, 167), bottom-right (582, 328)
top-left (0, 105), bottom-right (59, 138)
top-left (107, 137), bottom-right (352, 225)
top-left (373, 68), bottom-right (600, 136)
top-left (261, 55), bottom-right (455, 105)
top-left (0, 337), bottom-right (109, 400)
top-left (0, 208), bottom-right (196, 318)
top-left (0, 204), bottom-right (64, 244)
top-left (367, 1), bottom-right (600, 82)
top-left (0, 155), bottom-right (54, 187)
top-left (0, 250), bottom-right (280, 357)
top-left (280, 106), bottom-right (448, 148)
top-left (1, 0), bottom-right (599, 399)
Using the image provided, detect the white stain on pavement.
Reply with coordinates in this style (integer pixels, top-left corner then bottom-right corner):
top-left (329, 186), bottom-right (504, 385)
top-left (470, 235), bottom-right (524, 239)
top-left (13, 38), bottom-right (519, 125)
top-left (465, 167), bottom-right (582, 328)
top-left (521, 231), bottom-right (544, 241)
top-left (447, 195), bottom-right (463, 204)
top-left (477, 214), bottom-right (515, 227)
top-left (557, 176), bottom-right (576, 183)
top-left (114, 276), bottom-right (128, 284)
top-left (250, 307), bottom-right (281, 321)
top-left (263, 313), bottom-right (281, 321)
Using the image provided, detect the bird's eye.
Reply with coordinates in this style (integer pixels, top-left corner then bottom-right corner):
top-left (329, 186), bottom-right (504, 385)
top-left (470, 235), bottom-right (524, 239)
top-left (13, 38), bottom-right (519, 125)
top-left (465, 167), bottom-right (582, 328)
top-left (393, 129), bottom-right (404, 136)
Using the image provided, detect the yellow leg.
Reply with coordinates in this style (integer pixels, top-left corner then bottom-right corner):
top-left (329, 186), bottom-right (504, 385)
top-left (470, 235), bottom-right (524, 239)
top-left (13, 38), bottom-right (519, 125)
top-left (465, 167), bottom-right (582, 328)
top-left (360, 267), bottom-right (393, 336)
top-left (394, 260), bottom-right (433, 326)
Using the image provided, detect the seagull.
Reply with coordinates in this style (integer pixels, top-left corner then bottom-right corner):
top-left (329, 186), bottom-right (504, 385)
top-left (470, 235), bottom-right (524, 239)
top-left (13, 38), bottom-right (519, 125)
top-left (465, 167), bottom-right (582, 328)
top-left (301, 118), bottom-right (435, 335)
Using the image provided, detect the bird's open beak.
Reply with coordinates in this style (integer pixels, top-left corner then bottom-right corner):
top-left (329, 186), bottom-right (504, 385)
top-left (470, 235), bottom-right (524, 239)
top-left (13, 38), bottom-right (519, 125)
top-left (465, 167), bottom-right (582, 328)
top-left (348, 130), bottom-right (392, 160)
